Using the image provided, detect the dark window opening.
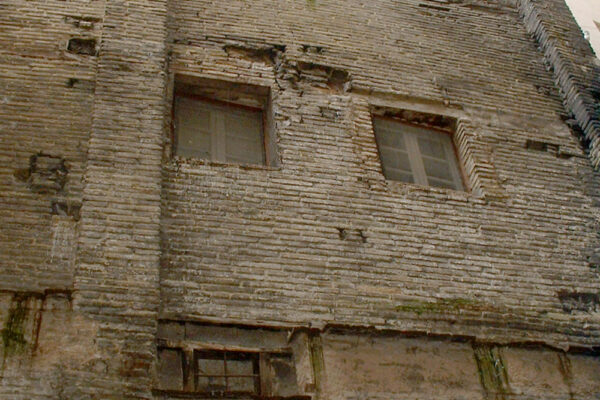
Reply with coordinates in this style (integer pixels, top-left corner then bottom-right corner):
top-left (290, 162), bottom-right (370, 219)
top-left (67, 38), bottom-right (97, 55)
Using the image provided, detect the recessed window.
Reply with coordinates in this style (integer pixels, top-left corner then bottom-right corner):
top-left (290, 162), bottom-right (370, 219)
top-left (373, 116), bottom-right (464, 190)
top-left (172, 76), bottom-right (277, 166)
top-left (155, 322), bottom-right (304, 398)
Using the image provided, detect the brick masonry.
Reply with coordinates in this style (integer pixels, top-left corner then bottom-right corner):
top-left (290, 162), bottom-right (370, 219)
top-left (161, 0), bottom-right (600, 347)
top-left (0, 0), bottom-right (599, 398)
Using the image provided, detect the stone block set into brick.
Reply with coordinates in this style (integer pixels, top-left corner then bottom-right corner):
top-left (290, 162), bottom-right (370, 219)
top-left (1, 0), bottom-right (600, 398)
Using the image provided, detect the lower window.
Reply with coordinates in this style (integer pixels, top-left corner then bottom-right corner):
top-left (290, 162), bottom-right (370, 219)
top-left (155, 322), bottom-right (306, 398)
top-left (195, 350), bottom-right (260, 395)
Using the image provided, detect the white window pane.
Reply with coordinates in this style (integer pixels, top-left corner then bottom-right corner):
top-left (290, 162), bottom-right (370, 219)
top-left (386, 169), bottom-right (414, 183)
top-left (380, 147), bottom-right (412, 172)
top-left (417, 136), bottom-right (446, 159)
top-left (175, 97), bottom-right (212, 159)
top-left (422, 157), bottom-right (454, 182)
top-left (374, 119), bottom-right (415, 182)
top-left (375, 119), bottom-right (406, 149)
top-left (223, 110), bottom-right (264, 165)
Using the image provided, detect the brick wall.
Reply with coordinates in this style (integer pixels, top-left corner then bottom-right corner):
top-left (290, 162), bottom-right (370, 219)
top-left (0, 0), bottom-right (599, 398)
top-left (161, 0), bottom-right (600, 349)
top-left (73, 0), bottom-right (169, 396)
top-left (0, 0), bottom-right (103, 292)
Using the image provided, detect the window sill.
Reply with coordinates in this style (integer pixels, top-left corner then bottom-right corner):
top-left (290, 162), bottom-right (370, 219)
top-left (381, 178), bottom-right (485, 204)
top-left (168, 156), bottom-right (281, 172)
top-left (152, 389), bottom-right (311, 400)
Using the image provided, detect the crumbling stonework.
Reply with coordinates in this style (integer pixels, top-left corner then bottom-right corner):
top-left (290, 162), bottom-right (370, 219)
top-left (1, 0), bottom-right (599, 398)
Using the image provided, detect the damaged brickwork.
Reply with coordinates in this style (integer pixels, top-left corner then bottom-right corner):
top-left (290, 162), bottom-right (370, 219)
top-left (1, 0), bottom-right (600, 398)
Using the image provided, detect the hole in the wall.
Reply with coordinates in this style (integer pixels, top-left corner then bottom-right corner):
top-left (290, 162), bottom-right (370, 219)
top-left (372, 106), bottom-right (456, 132)
top-left (67, 38), bottom-right (97, 56)
top-left (418, 3), bottom-right (451, 12)
top-left (588, 86), bottom-right (600, 102)
top-left (525, 139), bottom-right (549, 152)
top-left (588, 252), bottom-right (600, 271)
top-left (557, 291), bottom-right (600, 313)
top-left (319, 106), bottom-right (341, 120)
top-left (295, 62), bottom-right (351, 92)
top-left (358, 230), bottom-right (367, 243)
top-left (15, 153), bottom-right (68, 194)
top-left (51, 199), bottom-right (81, 221)
top-left (66, 78), bottom-right (95, 91)
top-left (28, 153), bottom-right (68, 194)
top-left (301, 44), bottom-right (325, 54)
top-left (222, 43), bottom-right (285, 64)
top-left (525, 139), bottom-right (560, 155)
top-left (64, 15), bottom-right (101, 29)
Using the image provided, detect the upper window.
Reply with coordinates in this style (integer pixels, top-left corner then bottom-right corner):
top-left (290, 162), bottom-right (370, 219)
top-left (373, 116), bottom-right (464, 191)
top-left (172, 76), bottom-right (277, 167)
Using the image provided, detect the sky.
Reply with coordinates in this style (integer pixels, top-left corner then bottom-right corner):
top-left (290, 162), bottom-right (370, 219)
top-left (565, 0), bottom-right (600, 56)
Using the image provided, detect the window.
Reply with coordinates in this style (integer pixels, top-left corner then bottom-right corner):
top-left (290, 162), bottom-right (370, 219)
top-left (373, 117), bottom-right (464, 190)
top-left (172, 76), bottom-right (276, 166)
top-left (155, 321), bottom-right (308, 398)
top-left (194, 350), bottom-right (259, 394)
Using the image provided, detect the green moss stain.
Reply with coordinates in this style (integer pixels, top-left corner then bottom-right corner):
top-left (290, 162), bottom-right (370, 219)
top-left (473, 344), bottom-right (510, 399)
top-left (309, 334), bottom-right (325, 395)
top-left (1, 298), bottom-right (28, 356)
top-left (396, 297), bottom-right (482, 315)
top-left (557, 352), bottom-right (576, 399)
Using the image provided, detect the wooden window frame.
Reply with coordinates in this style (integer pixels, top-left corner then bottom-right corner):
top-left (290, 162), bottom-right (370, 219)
top-left (194, 350), bottom-right (261, 396)
top-left (156, 345), bottom-right (299, 398)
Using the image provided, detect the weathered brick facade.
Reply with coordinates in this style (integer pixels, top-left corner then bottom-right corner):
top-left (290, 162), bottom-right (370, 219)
top-left (1, 0), bottom-right (599, 398)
